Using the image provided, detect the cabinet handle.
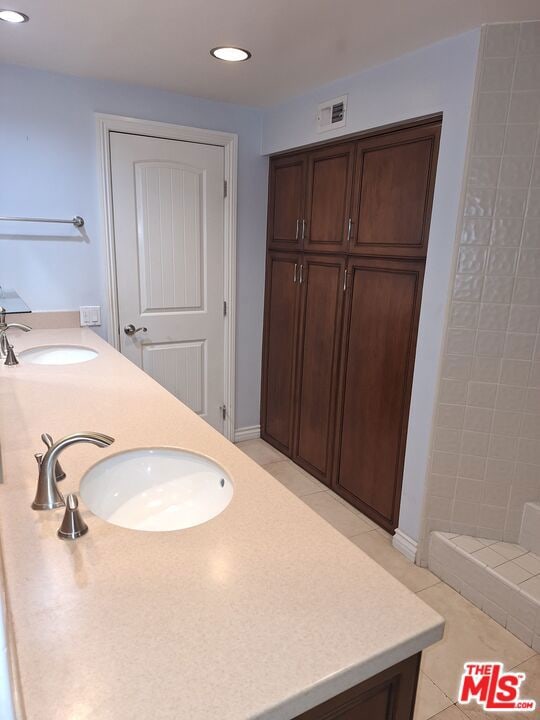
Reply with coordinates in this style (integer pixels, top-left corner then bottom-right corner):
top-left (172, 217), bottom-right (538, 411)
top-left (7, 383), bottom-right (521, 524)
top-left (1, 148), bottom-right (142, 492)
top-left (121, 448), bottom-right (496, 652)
top-left (293, 263), bottom-right (298, 283)
top-left (299, 264), bottom-right (304, 284)
top-left (347, 218), bottom-right (353, 242)
top-left (301, 219), bottom-right (306, 241)
top-left (295, 219), bottom-right (300, 241)
top-left (343, 269), bottom-right (348, 292)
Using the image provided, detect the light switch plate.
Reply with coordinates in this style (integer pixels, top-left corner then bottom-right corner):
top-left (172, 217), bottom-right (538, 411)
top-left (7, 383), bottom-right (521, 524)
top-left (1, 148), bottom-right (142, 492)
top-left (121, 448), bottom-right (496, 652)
top-left (80, 305), bottom-right (101, 326)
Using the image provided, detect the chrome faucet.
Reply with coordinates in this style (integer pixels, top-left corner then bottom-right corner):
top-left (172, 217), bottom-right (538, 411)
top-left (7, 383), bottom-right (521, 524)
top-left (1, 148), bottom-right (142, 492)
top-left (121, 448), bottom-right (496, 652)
top-left (41, 433), bottom-right (66, 481)
top-left (32, 432), bottom-right (114, 511)
top-left (0, 319), bottom-right (31, 366)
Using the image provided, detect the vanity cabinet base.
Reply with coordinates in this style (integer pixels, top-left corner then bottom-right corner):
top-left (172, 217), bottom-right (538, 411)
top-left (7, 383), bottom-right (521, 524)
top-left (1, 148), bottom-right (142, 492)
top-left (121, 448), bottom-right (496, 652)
top-left (293, 653), bottom-right (421, 720)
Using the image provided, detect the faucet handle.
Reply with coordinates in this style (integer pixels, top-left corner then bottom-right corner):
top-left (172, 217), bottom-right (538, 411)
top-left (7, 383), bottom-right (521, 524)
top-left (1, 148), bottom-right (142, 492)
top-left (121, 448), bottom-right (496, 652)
top-left (57, 494), bottom-right (88, 540)
top-left (4, 343), bottom-right (18, 366)
top-left (32, 449), bottom-right (65, 511)
top-left (41, 434), bottom-right (66, 481)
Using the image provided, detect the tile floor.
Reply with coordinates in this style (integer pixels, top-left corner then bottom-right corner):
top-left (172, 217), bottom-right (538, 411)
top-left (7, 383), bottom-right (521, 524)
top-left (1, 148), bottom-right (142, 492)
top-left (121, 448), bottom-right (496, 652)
top-left (236, 439), bottom-right (540, 720)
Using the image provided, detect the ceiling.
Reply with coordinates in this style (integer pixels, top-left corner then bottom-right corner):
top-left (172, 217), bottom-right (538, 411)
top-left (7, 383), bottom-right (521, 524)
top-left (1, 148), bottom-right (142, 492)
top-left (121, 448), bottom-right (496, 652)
top-left (1, 0), bottom-right (540, 106)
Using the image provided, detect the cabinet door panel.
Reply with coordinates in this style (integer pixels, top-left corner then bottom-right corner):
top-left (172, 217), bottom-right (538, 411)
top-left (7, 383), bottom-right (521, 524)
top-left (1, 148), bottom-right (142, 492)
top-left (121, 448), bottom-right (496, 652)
top-left (293, 653), bottom-right (421, 720)
top-left (334, 257), bottom-right (424, 531)
top-left (350, 123), bottom-right (440, 257)
top-left (268, 155), bottom-right (306, 250)
top-left (294, 255), bottom-right (345, 484)
top-left (304, 144), bottom-right (355, 253)
top-left (261, 252), bottom-right (301, 455)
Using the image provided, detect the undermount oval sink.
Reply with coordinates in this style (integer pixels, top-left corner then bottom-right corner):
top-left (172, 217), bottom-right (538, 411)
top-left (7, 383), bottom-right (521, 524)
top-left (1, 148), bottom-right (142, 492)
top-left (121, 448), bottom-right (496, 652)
top-left (19, 345), bottom-right (98, 365)
top-left (80, 448), bottom-right (234, 532)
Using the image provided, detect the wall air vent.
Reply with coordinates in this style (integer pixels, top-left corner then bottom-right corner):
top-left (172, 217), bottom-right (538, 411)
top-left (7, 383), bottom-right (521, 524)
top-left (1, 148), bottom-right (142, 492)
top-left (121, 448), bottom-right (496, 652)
top-left (317, 94), bottom-right (348, 133)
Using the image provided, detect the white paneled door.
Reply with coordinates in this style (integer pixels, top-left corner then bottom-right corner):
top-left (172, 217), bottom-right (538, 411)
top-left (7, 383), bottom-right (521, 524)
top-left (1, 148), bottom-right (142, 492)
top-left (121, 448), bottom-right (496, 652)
top-left (110, 132), bottom-right (226, 431)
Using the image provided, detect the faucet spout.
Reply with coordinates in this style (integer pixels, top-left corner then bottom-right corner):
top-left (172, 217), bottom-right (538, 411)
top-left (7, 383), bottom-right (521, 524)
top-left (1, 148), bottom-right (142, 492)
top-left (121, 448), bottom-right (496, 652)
top-left (41, 433), bottom-right (66, 481)
top-left (31, 432), bottom-right (115, 510)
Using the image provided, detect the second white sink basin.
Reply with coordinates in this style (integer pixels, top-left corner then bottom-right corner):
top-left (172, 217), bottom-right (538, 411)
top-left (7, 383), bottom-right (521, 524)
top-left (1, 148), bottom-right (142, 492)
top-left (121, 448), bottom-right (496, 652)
top-left (19, 345), bottom-right (98, 365)
top-left (80, 448), bottom-right (233, 532)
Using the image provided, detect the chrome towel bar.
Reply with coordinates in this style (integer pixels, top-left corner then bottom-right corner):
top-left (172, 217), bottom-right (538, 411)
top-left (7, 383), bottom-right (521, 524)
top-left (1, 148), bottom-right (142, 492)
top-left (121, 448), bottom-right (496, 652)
top-left (0, 215), bottom-right (84, 227)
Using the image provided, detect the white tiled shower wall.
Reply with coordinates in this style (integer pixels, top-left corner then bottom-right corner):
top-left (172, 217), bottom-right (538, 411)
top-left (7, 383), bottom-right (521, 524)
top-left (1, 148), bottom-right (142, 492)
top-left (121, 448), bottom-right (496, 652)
top-left (422, 22), bottom-right (540, 546)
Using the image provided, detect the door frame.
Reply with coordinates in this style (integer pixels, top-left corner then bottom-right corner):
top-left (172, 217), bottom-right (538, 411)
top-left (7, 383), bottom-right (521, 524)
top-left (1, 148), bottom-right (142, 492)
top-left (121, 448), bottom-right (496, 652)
top-left (96, 113), bottom-right (238, 441)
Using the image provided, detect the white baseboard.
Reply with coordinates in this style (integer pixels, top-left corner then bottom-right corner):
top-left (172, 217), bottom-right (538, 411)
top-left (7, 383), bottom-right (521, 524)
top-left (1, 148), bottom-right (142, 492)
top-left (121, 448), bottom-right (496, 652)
top-left (392, 528), bottom-right (418, 563)
top-left (234, 425), bottom-right (261, 443)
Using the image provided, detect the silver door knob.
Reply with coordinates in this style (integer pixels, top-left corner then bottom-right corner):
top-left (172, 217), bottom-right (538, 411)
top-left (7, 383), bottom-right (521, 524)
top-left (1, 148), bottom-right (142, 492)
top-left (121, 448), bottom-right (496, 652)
top-left (124, 324), bottom-right (147, 336)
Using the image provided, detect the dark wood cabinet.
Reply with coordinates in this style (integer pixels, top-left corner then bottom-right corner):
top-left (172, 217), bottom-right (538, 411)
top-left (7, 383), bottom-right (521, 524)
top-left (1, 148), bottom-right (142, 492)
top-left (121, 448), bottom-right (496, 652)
top-left (293, 255), bottom-right (346, 485)
top-left (304, 143), bottom-right (355, 254)
top-left (293, 653), bottom-right (421, 720)
top-left (268, 154), bottom-right (307, 250)
top-left (350, 123), bottom-right (440, 257)
top-left (334, 257), bottom-right (424, 532)
top-left (261, 116), bottom-right (440, 532)
top-left (260, 252), bottom-right (301, 455)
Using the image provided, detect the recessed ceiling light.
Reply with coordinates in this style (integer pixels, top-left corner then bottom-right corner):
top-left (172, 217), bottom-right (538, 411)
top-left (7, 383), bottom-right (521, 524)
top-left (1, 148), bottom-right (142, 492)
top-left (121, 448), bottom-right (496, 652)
top-left (210, 47), bottom-right (251, 62)
top-left (0, 9), bottom-right (29, 23)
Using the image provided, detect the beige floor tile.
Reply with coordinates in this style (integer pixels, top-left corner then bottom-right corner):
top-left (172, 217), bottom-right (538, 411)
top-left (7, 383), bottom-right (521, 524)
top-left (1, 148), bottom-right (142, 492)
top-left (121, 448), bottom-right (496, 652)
top-left (301, 491), bottom-right (374, 537)
top-left (235, 439), bottom-right (286, 466)
top-left (460, 655), bottom-right (540, 719)
top-left (264, 460), bottom-right (324, 498)
top-left (350, 530), bottom-right (440, 593)
top-left (414, 672), bottom-right (453, 720)
top-left (431, 707), bottom-right (468, 720)
top-left (418, 583), bottom-right (535, 701)
top-left (327, 490), bottom-right (380, 530)
top-left (431, 706), bottom-right (468, 720)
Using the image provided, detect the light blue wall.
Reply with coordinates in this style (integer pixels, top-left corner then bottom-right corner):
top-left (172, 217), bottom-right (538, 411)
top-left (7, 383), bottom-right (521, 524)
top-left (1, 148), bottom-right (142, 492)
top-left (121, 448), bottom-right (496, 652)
top-left (262, 30), bottom-right (481, 543)
top-left (0, 64), bottom-right (267, 430)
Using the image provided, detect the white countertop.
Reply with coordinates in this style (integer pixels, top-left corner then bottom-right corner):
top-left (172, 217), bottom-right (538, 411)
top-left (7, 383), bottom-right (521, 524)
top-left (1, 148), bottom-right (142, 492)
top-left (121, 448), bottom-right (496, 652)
top-left (0, 328), bottom-right (443, 719)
